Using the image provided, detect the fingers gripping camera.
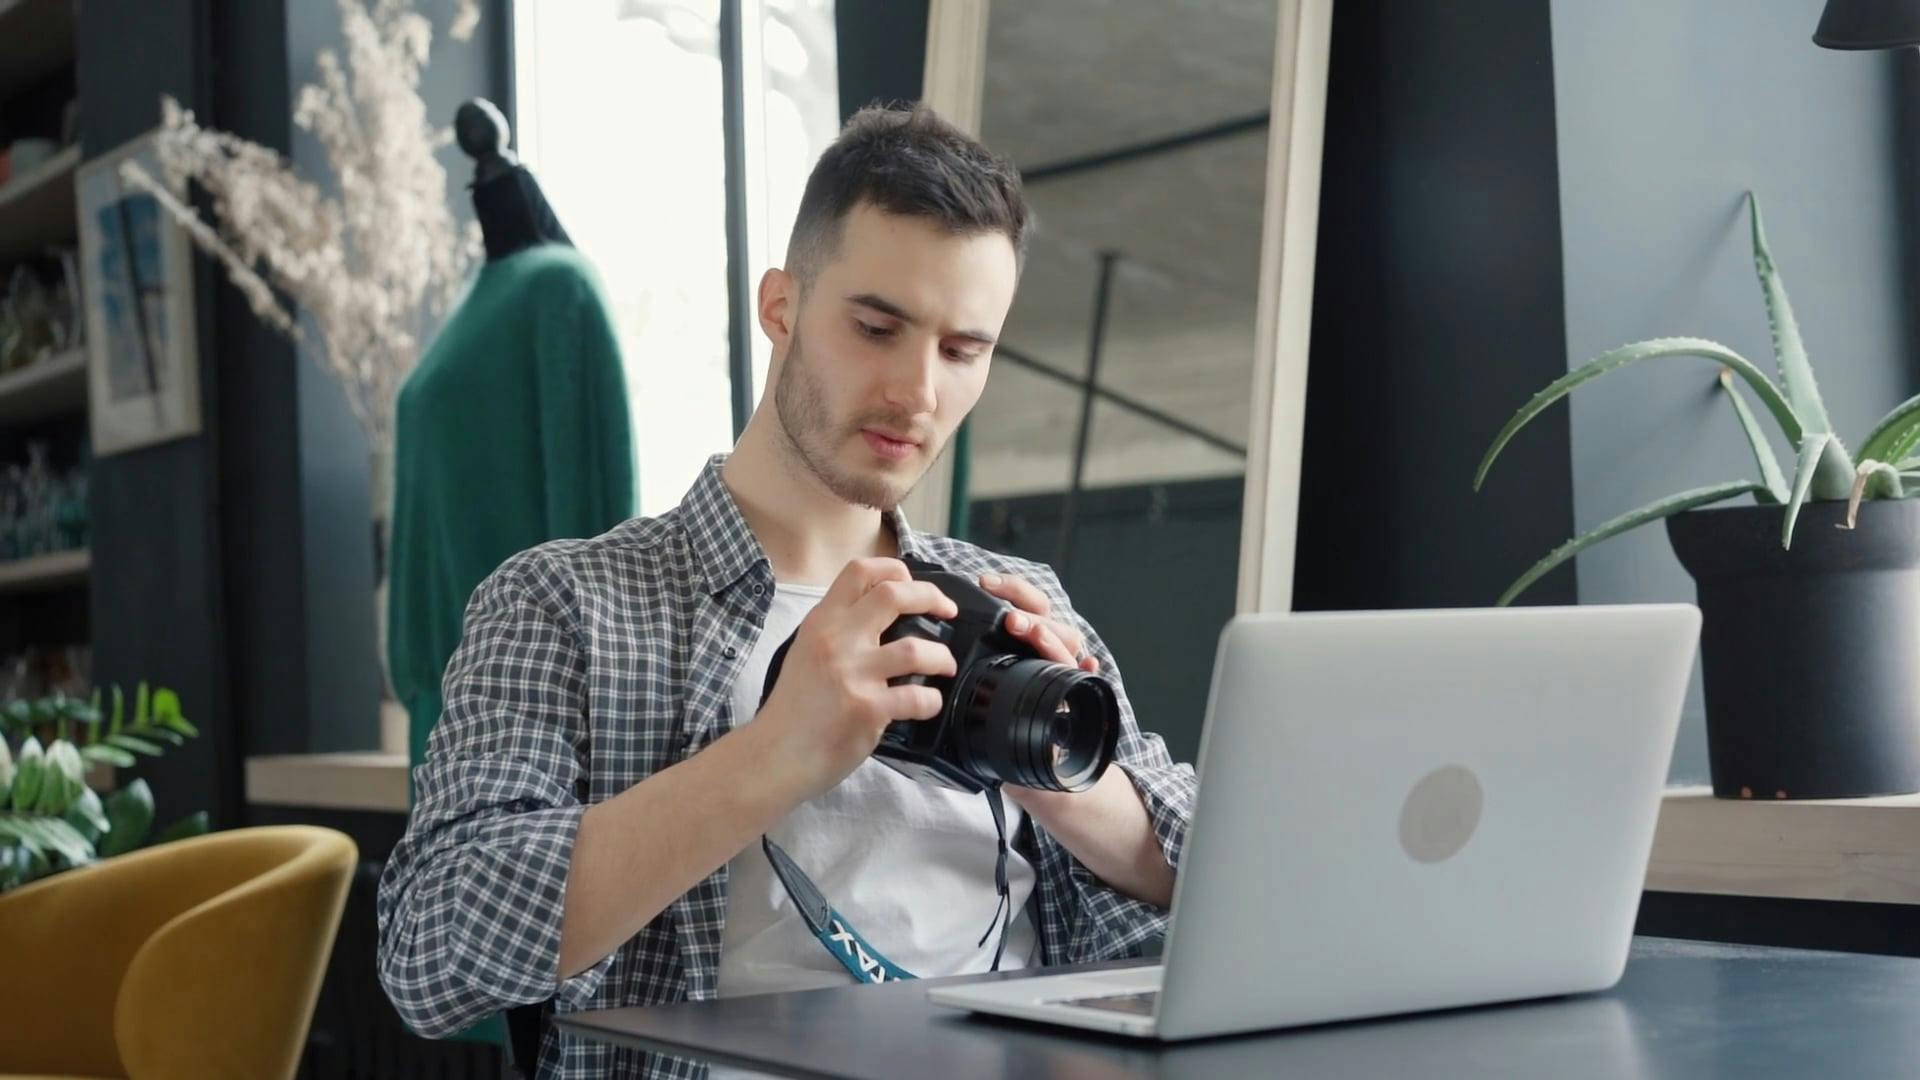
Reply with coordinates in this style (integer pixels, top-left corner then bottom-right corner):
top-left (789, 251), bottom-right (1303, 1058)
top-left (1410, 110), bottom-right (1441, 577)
top-left (761, 557), bottom-right (1120, 794)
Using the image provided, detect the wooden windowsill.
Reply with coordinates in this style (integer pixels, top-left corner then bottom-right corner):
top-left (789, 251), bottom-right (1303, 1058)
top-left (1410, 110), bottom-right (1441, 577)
top-left (245, 751), bottom-right (409, 813)
top-left (236, 771), bottom-right (1920, 902)
top-left (1647, 786), bottom-right (1920, 906)
top-left (243, 700), bottom-right (411, 813)
top-left (0, 548), bottom-right (89, 594)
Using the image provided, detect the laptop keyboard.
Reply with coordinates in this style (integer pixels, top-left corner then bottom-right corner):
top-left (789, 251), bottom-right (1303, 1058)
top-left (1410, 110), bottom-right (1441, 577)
top-left (1051, 990), bottom-right (1160, 1016)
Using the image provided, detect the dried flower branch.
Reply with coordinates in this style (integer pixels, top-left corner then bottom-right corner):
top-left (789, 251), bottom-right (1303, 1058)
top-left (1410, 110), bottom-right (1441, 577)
top-left (451, 0), bottom-right (480, 42)
top-left (122, 0), bottom-right (481, 452)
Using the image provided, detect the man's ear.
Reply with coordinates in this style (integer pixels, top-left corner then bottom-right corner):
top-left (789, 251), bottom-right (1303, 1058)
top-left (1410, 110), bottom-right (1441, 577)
top-left (758, 267), bottom-right (796, 351)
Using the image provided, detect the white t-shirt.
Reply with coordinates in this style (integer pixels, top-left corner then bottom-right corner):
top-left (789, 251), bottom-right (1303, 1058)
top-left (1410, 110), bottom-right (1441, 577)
top-left (715, 582), bottom-right (1040, 1000)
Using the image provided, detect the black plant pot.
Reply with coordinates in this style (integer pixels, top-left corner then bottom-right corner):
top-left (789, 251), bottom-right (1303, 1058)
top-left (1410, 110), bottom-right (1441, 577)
top-left (1666, 498), bottom-right (1920, 799)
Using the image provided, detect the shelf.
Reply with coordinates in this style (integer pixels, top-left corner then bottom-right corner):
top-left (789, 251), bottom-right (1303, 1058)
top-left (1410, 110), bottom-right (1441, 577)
top-left (0, 142), bottom-right (79, 265)
top-left (0, 348), bottom-right (85, 426)
top-left (0, 548), bottom-right (88, 594)
top-left (0, 0), bottom-right (75, 109)
top-left (1646, 785), bottom-right (1920, 906)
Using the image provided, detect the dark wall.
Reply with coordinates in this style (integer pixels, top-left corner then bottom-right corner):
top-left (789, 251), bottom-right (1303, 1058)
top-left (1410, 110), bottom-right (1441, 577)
top-left (1550, 1), bottom-right (1912, 783)
top-left (1295, 0), bottom-right (1576, 614)
top-left (209, 0), bottom-right (309, 766)
top-left (835, 0), bottom-right (928, 119)
top-left (78, 0), bottom-right (236, 831)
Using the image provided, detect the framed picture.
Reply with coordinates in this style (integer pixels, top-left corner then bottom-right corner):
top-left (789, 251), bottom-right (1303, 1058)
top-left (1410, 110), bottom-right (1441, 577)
top-left (76, 129), bottom-right (202, 456)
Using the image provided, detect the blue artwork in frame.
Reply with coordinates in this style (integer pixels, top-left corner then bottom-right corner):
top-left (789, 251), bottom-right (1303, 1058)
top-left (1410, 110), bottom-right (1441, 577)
top-left (76, 130), bottom-right (201, 456)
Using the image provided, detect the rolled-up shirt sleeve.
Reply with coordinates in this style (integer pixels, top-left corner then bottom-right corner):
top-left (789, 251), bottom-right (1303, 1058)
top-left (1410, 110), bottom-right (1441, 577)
top-left (376, 550), bottom-right (614, 1038)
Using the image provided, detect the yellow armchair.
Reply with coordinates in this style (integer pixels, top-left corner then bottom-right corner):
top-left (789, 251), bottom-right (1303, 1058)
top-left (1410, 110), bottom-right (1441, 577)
top-left (0, 825), bottom-right (356, 1080)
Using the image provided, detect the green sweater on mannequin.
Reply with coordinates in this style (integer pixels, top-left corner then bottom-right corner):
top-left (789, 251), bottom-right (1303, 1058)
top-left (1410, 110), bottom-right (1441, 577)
top-left (388, 243), bottom-right (636, 787)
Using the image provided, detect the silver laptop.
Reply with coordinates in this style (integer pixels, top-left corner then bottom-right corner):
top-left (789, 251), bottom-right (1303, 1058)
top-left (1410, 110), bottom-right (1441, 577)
top-left (928, 604), bottom-right (1700, 1039)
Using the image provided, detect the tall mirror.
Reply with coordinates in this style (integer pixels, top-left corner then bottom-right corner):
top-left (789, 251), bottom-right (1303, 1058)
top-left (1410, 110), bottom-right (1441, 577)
top-left (961, 1), bottom-right (1280, 763)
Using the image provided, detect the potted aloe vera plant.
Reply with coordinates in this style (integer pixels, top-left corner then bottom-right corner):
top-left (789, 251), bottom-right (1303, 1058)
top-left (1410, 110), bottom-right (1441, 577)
top-left (1476, 193), bottom-right (1920, 801)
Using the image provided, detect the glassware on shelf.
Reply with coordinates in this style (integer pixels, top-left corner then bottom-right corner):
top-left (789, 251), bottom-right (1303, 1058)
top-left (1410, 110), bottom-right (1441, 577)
top-left (0, 463), bottom-right (22, 562)
top-left (19, 442), bottom-right (52, 557)
top-left (0, 644), bottom-right (94, 705)
top-left (54, 468), bottom-right (87, 551)
top-left (0, 443), bottom-right (88, 562)
top-left (0, 266), bottom-right (58, 373)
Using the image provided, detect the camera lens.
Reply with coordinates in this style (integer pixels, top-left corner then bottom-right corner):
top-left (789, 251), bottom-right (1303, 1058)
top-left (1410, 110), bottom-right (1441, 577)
top-left (952, 655), bottom-right (1119, 792)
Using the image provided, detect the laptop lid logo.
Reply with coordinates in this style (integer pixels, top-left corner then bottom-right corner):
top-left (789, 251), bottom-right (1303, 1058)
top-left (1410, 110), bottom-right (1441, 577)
top-left (1399, 765), bottom-right (1484, 863)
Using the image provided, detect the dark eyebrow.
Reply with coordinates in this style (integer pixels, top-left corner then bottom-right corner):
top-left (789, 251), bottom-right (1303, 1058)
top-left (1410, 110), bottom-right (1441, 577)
top-left (848, 293), bottom-right (998, 348)
top-left (848, 292), bottom-right (916, 324)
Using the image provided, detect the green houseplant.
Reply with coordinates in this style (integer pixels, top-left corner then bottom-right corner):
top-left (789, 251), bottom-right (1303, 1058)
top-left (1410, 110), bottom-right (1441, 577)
top-left (1476, 193), bottom-right (1920, 800)
top-left (0, 683), bottom-right (207, 890)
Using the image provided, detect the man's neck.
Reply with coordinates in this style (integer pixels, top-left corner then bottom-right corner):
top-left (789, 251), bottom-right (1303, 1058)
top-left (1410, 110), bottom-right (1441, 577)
top-left (723, 417), bottom-right (899, 586)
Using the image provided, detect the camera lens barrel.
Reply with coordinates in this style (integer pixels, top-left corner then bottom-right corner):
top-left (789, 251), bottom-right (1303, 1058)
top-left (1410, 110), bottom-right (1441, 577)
top-left (952, 655), bottom-right (1119, 792)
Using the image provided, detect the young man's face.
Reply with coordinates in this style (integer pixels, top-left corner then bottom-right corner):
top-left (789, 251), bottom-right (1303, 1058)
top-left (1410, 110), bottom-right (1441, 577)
top-left (762, 202), bottom-right (1019, 512)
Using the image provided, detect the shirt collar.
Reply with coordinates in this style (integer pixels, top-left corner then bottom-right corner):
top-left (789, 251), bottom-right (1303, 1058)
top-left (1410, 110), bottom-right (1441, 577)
top-left (681, 453), bottom-right (932, 595)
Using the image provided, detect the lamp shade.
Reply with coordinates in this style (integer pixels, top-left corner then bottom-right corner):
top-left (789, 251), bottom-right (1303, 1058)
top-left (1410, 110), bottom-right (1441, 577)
top-left (1813, 0), bottom-right (1920, 49)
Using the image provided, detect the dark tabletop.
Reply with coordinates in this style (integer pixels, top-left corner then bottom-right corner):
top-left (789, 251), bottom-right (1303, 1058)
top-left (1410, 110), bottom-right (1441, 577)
top-left (554, 937), bottom-right (1920, 1078)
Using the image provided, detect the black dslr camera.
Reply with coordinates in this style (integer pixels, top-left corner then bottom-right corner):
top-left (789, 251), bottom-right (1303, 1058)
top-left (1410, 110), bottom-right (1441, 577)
top-left (761, 557), bottom-right (1120, 794)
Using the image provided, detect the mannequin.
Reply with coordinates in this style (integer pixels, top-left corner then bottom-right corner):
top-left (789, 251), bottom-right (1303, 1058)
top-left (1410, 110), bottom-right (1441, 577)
top-left (388, 97), bottom-right (636, 803)
top-left (455, 98), bottom-right (576, 259)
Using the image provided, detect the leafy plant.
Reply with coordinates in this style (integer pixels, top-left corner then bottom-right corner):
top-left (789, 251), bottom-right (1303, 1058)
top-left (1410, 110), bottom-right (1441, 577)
top-left (0, 683), bottom-right (207, 891)
top-left (1474, 193), bottom-right (1920, 606)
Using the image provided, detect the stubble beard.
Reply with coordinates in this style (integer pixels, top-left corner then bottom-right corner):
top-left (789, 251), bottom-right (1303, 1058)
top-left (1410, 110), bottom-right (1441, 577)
top-left (772, 327), bottom-right (934, 512)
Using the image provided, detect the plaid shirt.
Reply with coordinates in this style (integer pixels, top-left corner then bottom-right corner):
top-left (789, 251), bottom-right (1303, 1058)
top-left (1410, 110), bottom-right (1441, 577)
top-left (376, 455), bottom-right (1197, 1079)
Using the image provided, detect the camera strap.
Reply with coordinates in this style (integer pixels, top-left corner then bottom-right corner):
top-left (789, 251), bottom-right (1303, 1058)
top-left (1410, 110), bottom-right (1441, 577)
top-left (760, 834), bottom-right (919, 983)
top-left (758, 785), bottom-right (1015, 986)
top-left (979, 786), bottom-right (1013, 970)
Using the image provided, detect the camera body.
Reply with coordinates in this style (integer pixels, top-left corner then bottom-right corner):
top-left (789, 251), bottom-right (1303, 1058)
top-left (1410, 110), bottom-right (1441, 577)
top-left (760, 557), bottom-right (1119, 795)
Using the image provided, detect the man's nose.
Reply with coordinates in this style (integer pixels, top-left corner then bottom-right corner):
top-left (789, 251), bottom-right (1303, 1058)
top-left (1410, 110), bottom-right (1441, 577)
top-left (884, 344), bottom-right (940, 415)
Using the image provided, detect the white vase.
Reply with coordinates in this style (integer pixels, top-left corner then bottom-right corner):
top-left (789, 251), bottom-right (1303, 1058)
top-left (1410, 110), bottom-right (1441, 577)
top-left (369, 446), bottom-right (398, 706)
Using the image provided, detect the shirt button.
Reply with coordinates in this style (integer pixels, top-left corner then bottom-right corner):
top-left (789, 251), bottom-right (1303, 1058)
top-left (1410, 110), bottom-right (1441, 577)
top-left (751, 584), bottom-right (765, 596)
top-left (724, 645), bottom-right (739, 659)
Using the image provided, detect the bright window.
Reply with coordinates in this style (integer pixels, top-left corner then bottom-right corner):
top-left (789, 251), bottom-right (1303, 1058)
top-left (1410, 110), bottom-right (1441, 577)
top-left (514, 0), bottom-right (838, 516)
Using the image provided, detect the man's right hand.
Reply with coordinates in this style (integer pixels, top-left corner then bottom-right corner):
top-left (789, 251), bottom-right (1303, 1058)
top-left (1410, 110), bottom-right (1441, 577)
top-left (755, 557), bottom-right (960, 799)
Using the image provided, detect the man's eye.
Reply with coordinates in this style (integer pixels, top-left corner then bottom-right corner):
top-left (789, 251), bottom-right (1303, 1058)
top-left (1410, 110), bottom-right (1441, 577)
top-left (856, 321), bottom-right (893, 339)
top-left (943, 346), bottom-right (980, 364)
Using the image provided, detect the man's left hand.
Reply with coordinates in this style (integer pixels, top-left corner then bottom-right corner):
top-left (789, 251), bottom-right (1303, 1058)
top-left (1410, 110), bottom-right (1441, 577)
top-left (976, 570), bottom-right (1101, 815)
top-left (977, 572), bottom-right (1098, 675)
top-left (975, 571), bottom-right (1175, 907)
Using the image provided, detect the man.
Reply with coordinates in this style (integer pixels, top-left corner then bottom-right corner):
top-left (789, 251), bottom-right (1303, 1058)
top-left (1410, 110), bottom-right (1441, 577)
top-left (377, 104), bottom-right (1196, 1079)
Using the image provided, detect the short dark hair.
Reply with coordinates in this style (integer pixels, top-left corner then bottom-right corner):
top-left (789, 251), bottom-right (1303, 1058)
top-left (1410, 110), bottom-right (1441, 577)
top-left (785, 103), bottom-right (1029, 286)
